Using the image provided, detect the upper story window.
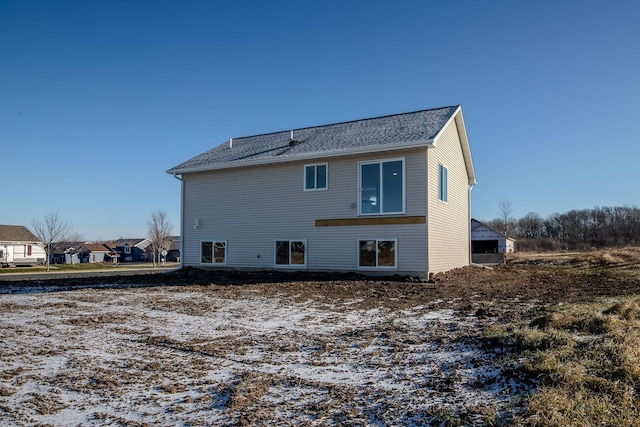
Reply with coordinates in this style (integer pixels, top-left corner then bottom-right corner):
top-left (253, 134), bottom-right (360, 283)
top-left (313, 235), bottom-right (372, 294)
top-left (304, 163), bottom-right (328, 191)
top-left (359, 158), bottom-right (405, 215)
top-left (124, 245), bottom-right (131, 254)
top-left (438, 163), bottom-right (448, 203)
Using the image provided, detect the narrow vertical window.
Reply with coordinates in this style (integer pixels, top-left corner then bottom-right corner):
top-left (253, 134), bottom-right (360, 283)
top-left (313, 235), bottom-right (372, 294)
top-left (438, 164), bottom-right (448, 203)
top-left (27, 245), bottom-right (32, 256)
top-left (214, 242), bottom-right (226, 264)
top-left (304, 163), bottom-right (328, 191)
top-left (201, 241), bottom-right (213, 263)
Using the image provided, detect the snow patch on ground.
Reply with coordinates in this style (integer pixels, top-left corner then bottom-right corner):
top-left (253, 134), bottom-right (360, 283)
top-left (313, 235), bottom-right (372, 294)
top-left (0, 284), bottom-right (529, 425)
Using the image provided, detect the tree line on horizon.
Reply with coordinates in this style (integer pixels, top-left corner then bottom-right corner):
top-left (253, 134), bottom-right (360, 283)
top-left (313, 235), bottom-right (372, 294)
top-left (484, 205), bottom-right (640, 251)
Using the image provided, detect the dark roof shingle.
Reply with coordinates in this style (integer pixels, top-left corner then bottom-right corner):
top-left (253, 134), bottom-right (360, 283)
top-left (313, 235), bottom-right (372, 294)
top-left (168, 106), bottom-right (459, 174)
top-left (0, 225), bottom-right (41, 242)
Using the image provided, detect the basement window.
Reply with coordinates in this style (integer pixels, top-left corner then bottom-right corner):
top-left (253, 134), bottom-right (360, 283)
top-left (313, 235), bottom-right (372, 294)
top-left (358, 239), bottom-right (397, 268)
top-left (201, 241), bottom-right (226, 265)
top-left (275, 240), bottom-right (306, 266)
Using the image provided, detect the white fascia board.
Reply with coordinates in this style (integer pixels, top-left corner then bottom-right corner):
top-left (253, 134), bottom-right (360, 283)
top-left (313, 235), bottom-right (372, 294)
top-left (166, 139), bottom-right (435, 175)
top-left (432, 106), bottom-right (476, 186)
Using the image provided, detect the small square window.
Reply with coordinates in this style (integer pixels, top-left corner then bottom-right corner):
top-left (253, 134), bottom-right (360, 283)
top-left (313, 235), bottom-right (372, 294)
top-left (304, 163), bottom-right (328, 191)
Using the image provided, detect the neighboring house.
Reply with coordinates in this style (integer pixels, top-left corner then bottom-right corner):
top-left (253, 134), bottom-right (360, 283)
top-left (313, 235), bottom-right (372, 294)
top-left (103, 242), bottom-right (120, 264)
top-left (52, 242), bottom-right (112, 264)
top-left (165, 236), bottom-right (181, 262)
top-left (167, 105), bottom-right (476, 277)
top-left (51, 241), bottom-right (87, 264)
top-left (471, 218), bottom-right (516, 264)
top-left (84, 244), bottom-right (110, 263)
top-left (0, 225), bottom-right (46, 267)
top-left (115, 238), bottom-right (151, 262)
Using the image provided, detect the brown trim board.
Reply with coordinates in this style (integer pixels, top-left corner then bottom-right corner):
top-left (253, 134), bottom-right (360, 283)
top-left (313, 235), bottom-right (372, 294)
top-left (316, 216), bottom-right (426, 227)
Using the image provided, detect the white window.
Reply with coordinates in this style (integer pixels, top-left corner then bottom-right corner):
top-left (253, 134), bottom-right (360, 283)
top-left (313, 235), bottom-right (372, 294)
top-left (438, 163), bottom-right (448, 203)
top-left (275, 240), bottom-right (306, 266)
top-left (358, 239), bottom-right (397, 268)
top-left (304, 163), bottom-right (328, 191)
top-left (359, 158), bottom-right (405, 215)
top-left (201, 241), bottom-right (227, 265)
top-left (124, 245), bottom-right (131, 254)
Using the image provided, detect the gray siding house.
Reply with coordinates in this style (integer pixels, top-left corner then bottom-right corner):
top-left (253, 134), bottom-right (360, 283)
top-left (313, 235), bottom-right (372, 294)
top-left (168, 105), bottom-right (476, 277)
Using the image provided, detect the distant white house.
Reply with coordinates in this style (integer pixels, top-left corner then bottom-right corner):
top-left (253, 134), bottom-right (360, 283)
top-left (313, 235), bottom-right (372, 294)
top-left (471, 218), bottom-right (515, 264)
top-left (0, 225), bottom-right (46, 267)
top-left (168, 105), bottom-right (476, 277)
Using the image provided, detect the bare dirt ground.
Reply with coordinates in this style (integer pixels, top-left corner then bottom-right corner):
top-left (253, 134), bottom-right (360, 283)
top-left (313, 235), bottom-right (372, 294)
top-left (1, 249), bottom-right (639, 426)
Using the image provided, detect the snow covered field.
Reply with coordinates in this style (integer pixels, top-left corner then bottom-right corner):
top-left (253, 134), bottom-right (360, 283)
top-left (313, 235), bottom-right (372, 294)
top-left (0, 283), bottom-right (529, 426)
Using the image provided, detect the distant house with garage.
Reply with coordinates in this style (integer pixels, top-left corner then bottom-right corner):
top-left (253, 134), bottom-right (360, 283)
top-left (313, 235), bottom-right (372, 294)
top-left (51, 242), bottom-right (112, 264)
top-left (164, 236), bottom-right (181, 262)
top-left (0, 225), bottom-right (46, 267)
top-left (84, 244), bottom-right (110, 263)
top-left (168, 105), bottom-right (476, 277)
top-left (471, 218), bottom-right (516, 264)
top-left (115, 238), bottom-right (151, 262)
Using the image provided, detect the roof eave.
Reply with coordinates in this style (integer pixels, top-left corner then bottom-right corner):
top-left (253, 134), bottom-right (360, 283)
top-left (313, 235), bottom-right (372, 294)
top-left (432, 106), bottom-right (476, 186)
top-left (166, 139), bottom-right (435, 175)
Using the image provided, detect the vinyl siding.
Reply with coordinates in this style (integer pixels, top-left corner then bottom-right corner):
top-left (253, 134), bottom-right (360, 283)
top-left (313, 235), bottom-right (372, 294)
top-left (427, 119), bottom-right (471, 273)
top-left (181, 148), bottom-right (429, 274)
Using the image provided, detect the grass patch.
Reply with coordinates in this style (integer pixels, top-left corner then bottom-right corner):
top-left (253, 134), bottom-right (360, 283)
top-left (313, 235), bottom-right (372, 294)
top-left (0, 263), bottom-right (116, 274)
top-left (0, 262), bottom-right (177, 274)
top-left (491, 296), bottom-right (640, 426)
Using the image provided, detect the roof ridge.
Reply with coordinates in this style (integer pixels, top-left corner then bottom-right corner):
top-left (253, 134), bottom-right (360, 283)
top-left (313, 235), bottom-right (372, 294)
top-left (230, 105), bottom-right (460, 141)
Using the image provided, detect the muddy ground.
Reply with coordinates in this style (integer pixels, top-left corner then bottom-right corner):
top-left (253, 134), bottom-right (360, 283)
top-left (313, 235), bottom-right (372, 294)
top-left (1, 250), bottom-right (639, 426)
top-left (7, 250), bottom-right (640, 318)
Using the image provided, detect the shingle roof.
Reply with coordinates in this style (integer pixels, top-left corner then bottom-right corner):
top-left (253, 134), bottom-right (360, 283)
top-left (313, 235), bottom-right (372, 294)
top-left (0, 225), bottom-right (41, 243)
top-left (84, 244), bottom-right (110, 252)
top-left (168, 105), bottom-right (460, 174)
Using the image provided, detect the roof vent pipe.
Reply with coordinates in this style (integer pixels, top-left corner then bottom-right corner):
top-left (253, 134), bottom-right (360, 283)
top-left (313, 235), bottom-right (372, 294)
top-left (230, 138), bottom-right (233, 149)
top-left (290, 130), bottom-right (294, 141)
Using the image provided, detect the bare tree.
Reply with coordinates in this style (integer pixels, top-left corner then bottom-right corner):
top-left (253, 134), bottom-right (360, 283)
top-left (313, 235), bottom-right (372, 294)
top-left (66, 232), bottom-right (86, 243)
top-left (31, 213), bottom-right (73, 271)
top-left (518, 212), bottom-right (544, 238)
top-left (147, 211), bottom-right (173, 268)
top-left (498, 199), bottom-right (516, 237)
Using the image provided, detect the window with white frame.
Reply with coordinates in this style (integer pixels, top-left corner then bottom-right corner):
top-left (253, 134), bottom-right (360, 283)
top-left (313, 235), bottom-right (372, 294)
top-left (438, 163), bottom-right (448, 203)
top-left (201, 240), bottom-right (227, 265)
top-left (359, 158), bottom-right (404, 215)
top-left (275, 240), bottom-right (306, 266)
top-left (358, 239), bottom-right (397, 268)
top-left (304, 163), bottom-right (328, 191)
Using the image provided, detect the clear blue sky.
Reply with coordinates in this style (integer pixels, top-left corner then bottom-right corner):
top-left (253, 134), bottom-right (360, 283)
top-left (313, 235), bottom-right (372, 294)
top-left (2, 1), bottom-right (639, 240)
